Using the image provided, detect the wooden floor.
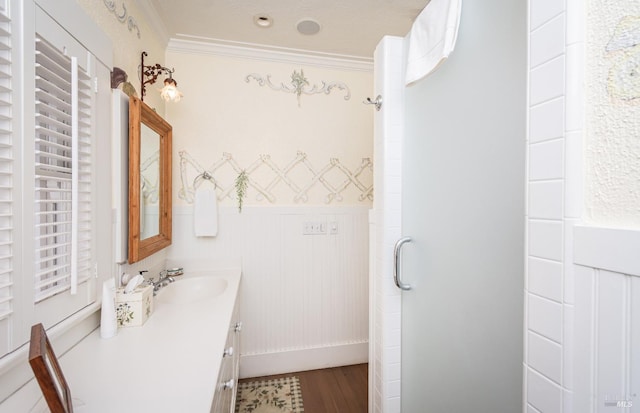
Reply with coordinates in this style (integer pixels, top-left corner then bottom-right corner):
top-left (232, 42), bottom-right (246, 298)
top-left (240, 363), bottom-right (368, 413)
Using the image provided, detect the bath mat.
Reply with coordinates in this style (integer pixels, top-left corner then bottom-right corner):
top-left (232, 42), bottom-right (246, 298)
top-left (235, 376), bottom-right (304, 413)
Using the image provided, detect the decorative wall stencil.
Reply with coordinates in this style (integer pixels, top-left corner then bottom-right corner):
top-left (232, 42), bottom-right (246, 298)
top-left (103, 0), bottom-right (140, 38)
top-left (606, 15), bottom-right (640, 103)
top-left (245, 69), bottom-right (351, 107)
top-left (179, 150), bottom-right (373, 204)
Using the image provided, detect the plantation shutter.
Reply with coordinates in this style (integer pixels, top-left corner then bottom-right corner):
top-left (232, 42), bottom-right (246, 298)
top-left (33, 34), bottom-right (92, 302)
top-left (0, 6), bottom-right (12, 355)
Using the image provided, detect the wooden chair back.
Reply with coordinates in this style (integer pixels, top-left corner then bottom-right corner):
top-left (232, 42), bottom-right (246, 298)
top-left (28, 323), bottom-right (74, 413)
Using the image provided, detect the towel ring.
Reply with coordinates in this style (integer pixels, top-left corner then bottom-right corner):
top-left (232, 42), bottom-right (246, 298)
top-left (193, 171), bottom-right (217, 189)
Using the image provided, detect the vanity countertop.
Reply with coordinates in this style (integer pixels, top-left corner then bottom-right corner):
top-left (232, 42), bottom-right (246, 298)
top-left (59, 268), bottom-right (241, 413)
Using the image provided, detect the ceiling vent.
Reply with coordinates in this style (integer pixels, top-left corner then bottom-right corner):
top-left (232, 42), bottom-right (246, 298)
top-left (296, 19), bottom-right (321, 35)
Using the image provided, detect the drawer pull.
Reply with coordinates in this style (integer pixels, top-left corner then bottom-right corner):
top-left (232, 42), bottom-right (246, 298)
top-left (222, 379), bottom-right (234, 390)
top-left (234, 321), bottom-right (243, 332)
top-left (223, 347), bottom-right (234, 357)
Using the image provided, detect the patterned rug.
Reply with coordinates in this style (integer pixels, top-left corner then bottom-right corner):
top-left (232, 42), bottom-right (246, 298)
top-left (235, 376), bottom-right (304, 413)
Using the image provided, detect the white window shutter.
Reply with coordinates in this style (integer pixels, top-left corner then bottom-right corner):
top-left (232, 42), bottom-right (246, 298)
top-left (0, 6), bottom-right (12, 355)
top-left (34, 35), bottom-right (92, 302)
top-left (74, 56), bottom-right (93, 294)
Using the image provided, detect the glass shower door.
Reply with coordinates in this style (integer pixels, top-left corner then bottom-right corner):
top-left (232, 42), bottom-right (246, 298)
top-left (399, 0), bottom-right (526, 411)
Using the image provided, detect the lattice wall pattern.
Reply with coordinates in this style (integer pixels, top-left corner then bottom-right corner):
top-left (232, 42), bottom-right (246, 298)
top-left (178, 150), bottom-right (373, 204)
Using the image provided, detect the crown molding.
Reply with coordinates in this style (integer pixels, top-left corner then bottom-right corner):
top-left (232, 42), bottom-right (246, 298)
top-left (133, 0), bottom-right (170, 48)
top-left (167, 36), bottom-right (373, 73)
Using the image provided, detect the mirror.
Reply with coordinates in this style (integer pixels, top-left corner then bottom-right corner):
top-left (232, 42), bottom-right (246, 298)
top-left (139, 123), bottom-right (160, 240)
top-left (128, 96), bottom-right (172, 263)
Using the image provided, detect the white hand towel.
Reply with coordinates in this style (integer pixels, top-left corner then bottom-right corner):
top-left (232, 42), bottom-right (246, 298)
top-left (405, 0), bottom-right (462, 85)
top-left (194, 183), bottom-right (218, 237)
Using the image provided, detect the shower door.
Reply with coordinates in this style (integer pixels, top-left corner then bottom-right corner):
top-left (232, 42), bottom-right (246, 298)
top-left (399, 0), bottom-right (526, 411)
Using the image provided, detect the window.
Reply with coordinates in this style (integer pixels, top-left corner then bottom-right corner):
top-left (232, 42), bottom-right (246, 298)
top-left (0, 2), bottom-right (109, 360)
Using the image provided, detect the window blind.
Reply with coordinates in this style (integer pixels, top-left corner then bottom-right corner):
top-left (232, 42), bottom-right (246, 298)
top-left (34, 34), bottom-right (92, 303)
top-left (0, 9), bottom-right (11, 325)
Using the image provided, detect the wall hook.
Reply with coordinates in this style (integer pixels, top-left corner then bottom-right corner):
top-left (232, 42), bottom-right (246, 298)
top-left (363, 95), bottom-right (382, 111)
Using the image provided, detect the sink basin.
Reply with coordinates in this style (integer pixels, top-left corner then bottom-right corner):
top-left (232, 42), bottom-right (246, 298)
top-left (157, 276), bottom-right (228, 305)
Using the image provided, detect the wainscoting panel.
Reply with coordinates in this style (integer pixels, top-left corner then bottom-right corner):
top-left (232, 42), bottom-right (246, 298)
top-left (167, 206), bottom-right (369, 378)
top-left (573, 226), bottom-right (640, 412)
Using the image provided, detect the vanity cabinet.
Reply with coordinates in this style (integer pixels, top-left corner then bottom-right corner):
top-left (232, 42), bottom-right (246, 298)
top-left (211, 298), bottom-right (241, 413)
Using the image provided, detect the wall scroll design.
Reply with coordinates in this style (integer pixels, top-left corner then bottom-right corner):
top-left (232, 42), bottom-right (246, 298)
top-left (178, 150), bottom-right (373, 205)
top-left (103, 0), bottom-right (141, 38)
top-left (606, 15), bottom-right (640, 103)
top-left (245, 69), bottom-right (351, 107)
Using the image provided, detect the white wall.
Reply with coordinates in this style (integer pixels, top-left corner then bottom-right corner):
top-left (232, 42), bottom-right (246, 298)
top-left (162, 42), bottom-right (374, 376)
top-left (167, 205), bottom-right (369, 377)
top-left (74, 0), bottom-right (167, 112)
top-left (526, 0), bottom-right (640, 412)
top-left (165, 40), bottom-right (373, 208)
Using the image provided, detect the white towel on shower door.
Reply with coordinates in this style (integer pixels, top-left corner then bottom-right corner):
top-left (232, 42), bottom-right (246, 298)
top-left (405, 0), bottom-right (462, 85)
top-left (194, 183), bottom-right (218, 237)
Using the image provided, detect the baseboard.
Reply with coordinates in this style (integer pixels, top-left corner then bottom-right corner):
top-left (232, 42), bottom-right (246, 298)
top-left (239, 342), bottom-right (368, 379)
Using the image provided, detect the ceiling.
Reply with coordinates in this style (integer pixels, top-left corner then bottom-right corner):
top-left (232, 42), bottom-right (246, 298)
top-left (147, 0), bottom-right (429, 59)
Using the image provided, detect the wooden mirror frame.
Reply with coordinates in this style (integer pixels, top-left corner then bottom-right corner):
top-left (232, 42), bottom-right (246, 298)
top-left (128, 96), bottom-right (172, 263)
top-left (29, 323), bottom-right (73, 413)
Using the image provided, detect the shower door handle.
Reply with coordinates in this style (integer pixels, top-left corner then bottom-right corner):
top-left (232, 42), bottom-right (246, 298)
top-left (393, 237), bottom-right (412, 291)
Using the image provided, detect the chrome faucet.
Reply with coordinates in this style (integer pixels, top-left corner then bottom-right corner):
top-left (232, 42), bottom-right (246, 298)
top-left (147, 270), bottom-right (175, 295)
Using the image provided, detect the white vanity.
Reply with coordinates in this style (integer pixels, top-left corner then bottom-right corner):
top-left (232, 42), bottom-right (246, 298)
top-left (3, 268), bottom-right (241, 413)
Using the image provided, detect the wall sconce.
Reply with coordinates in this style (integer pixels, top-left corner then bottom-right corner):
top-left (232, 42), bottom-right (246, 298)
top-left (140, 51), bottom-right (183, 102)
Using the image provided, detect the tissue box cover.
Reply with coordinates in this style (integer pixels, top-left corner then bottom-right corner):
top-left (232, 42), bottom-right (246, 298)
top-left (116, 285), bottom-right (154, 327)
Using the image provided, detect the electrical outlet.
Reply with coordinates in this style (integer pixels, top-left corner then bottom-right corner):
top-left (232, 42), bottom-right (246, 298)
top-left (303, 221), bottom-right (327, 235)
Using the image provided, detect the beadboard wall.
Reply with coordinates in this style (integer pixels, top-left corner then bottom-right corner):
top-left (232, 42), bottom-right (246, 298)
top-left (166, 205), bottom-right (370, 378)
top-left (573, 226), bottom-right (640, 412)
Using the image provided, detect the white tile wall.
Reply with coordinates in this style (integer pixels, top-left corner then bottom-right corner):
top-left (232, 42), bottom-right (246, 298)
top-left (563, 134), bottom-right (583, 218)
top-left (526, 0), bottom-right (585, 411)
top-left (529, 220), bottom-right (563, 262)
top-left (530, 15), bottom-right (566, 68)
top-left (530, 0), bottom-right (565, 30)
top-left (565, 0), bottom-right (586, 45)
top-left (529, 140), bottom-right (564, 180)
top-left (528, 294), bottom-right (563, 343)
top-left (564, 44), bottom-right (585, 132)
top-left (372, 35), bottom-right (405, 413)
top-left (529, 98), bottom-right (564, 143)
top-left (528, 257), bottom-right (563, 302)
top-left (528, 331), bottom-right (563, 384)
top-left (529, 181), bottom-right (564, 220)
top-left (528, 367), bottom-right (563, 413)
top-left (530, 56), bottom-right (565, 105)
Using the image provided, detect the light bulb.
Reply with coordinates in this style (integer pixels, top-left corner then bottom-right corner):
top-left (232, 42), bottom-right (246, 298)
top-left (160, 78), bottom-right (183, 102)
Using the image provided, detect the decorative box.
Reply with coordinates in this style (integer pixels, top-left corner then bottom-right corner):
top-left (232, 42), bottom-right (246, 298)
top-left (115, 284), bottom-right (154, 327)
